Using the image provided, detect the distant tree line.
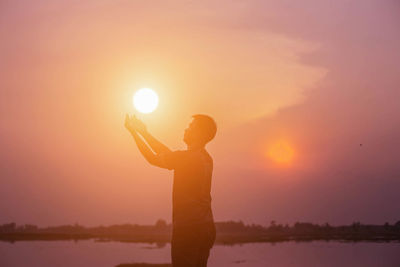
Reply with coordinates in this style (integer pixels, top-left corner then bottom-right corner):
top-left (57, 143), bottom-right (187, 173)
top-left (1, 220), bottom-right (400, 243)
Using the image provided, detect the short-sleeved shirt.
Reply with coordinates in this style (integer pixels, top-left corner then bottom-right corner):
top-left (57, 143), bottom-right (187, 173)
top-left (161, 148), bottom-right (214, 227)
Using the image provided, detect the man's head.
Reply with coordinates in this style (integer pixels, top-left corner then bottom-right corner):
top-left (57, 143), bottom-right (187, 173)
top-left (184, 114), bottom-right (217, 147)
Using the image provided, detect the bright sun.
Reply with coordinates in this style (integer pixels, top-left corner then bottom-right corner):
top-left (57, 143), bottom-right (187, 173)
top-left (267, 140), bottom-right (295, 165)
top-left (133, 88), bottom-right (159, 114)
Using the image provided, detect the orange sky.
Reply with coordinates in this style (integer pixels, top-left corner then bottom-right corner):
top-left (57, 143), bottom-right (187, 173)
top-left (1, 0), bottom-right (400, 226)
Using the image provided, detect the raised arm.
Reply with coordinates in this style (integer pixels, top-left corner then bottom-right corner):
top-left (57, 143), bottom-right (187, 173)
top-left (130, 115), bottom-right (171, 154)
top-left (124, 114), bottom-right (169, 168)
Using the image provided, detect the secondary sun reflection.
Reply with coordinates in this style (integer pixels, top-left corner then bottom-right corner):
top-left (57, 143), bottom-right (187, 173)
top-left (267, 140), bottom-right (295, 165)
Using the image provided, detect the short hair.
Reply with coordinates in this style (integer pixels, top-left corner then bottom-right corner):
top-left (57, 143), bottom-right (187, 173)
top-left (192, 114), bottom-right (217, 143)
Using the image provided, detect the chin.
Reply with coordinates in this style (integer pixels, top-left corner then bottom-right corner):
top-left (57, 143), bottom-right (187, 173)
top-left (183, 135), bottom-right (193, 146)
top-left (183, 138), bottom-right (189, 146)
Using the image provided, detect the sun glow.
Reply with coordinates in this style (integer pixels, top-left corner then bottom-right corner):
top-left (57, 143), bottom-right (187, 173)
top-left (267, 140), bottom-right (295, 165)
top-left (133, 88), bottom-right (159, 114)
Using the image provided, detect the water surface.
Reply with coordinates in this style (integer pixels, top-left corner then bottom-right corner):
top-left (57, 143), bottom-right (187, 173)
top-left (0, 240), bottom-right (399, 267)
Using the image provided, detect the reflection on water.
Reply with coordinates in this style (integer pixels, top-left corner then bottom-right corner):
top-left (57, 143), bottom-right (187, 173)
top-left (0, 240), bottom-right (399, 267)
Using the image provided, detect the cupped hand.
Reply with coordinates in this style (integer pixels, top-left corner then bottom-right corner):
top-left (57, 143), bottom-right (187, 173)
top-left (131, 115), bottom-right (147, 134)
top-left (124, 114), bottom-right (135, 132)
top-left (124, 114), bottom-right (147, 134)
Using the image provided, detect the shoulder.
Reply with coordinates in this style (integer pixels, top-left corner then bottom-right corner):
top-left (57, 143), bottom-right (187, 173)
top-left (190, 149), bottom-right (213, 167)
top-left (158, 150), bottom-right (187, 170)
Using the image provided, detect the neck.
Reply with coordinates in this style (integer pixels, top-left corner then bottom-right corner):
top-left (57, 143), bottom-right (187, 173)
top-left (187, 142), bottom-right (205, 151)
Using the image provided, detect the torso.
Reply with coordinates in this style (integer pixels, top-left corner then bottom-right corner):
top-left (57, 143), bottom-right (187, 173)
top-left (172, 148), bottom-right (214, 226)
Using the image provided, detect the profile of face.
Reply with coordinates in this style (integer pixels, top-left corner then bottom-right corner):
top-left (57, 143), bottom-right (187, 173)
top-left (183, 119), bottom-right (199, 146)
top-left (183, 115), bottom-right (217, 147)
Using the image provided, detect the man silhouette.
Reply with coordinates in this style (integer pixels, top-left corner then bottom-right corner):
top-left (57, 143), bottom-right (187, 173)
top-left (125, 114), bottom-right (217, 267)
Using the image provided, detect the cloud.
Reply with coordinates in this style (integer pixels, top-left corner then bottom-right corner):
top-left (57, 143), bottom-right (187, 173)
top-left (212, 0), bottom-right (400, 224)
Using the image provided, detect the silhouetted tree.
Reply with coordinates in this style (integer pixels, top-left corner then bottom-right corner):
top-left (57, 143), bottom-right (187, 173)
top-left (0, 222), bottom-right (16, 233)
top-left (352, 222), bottom-right (361, 232)
top-left (384, 222), bottom-right (390, 231)
top-left (155, 219), bottom-right (167, 229)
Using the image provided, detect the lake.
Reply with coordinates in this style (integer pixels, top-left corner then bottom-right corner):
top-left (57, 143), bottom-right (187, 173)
top-left (0, 240), bottom-right (399, 267)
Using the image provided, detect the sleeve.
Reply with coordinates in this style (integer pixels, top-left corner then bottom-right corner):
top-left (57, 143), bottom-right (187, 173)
top-left (159, 150), bottom-right (184, 170)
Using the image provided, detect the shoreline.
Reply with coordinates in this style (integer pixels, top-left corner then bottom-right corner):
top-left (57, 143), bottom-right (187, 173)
top-left (1, 232), bottom-right (399, 244)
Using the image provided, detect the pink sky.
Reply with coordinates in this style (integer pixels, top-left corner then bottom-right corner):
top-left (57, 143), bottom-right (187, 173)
top-left (1, 0), bottom-right (399, 226)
